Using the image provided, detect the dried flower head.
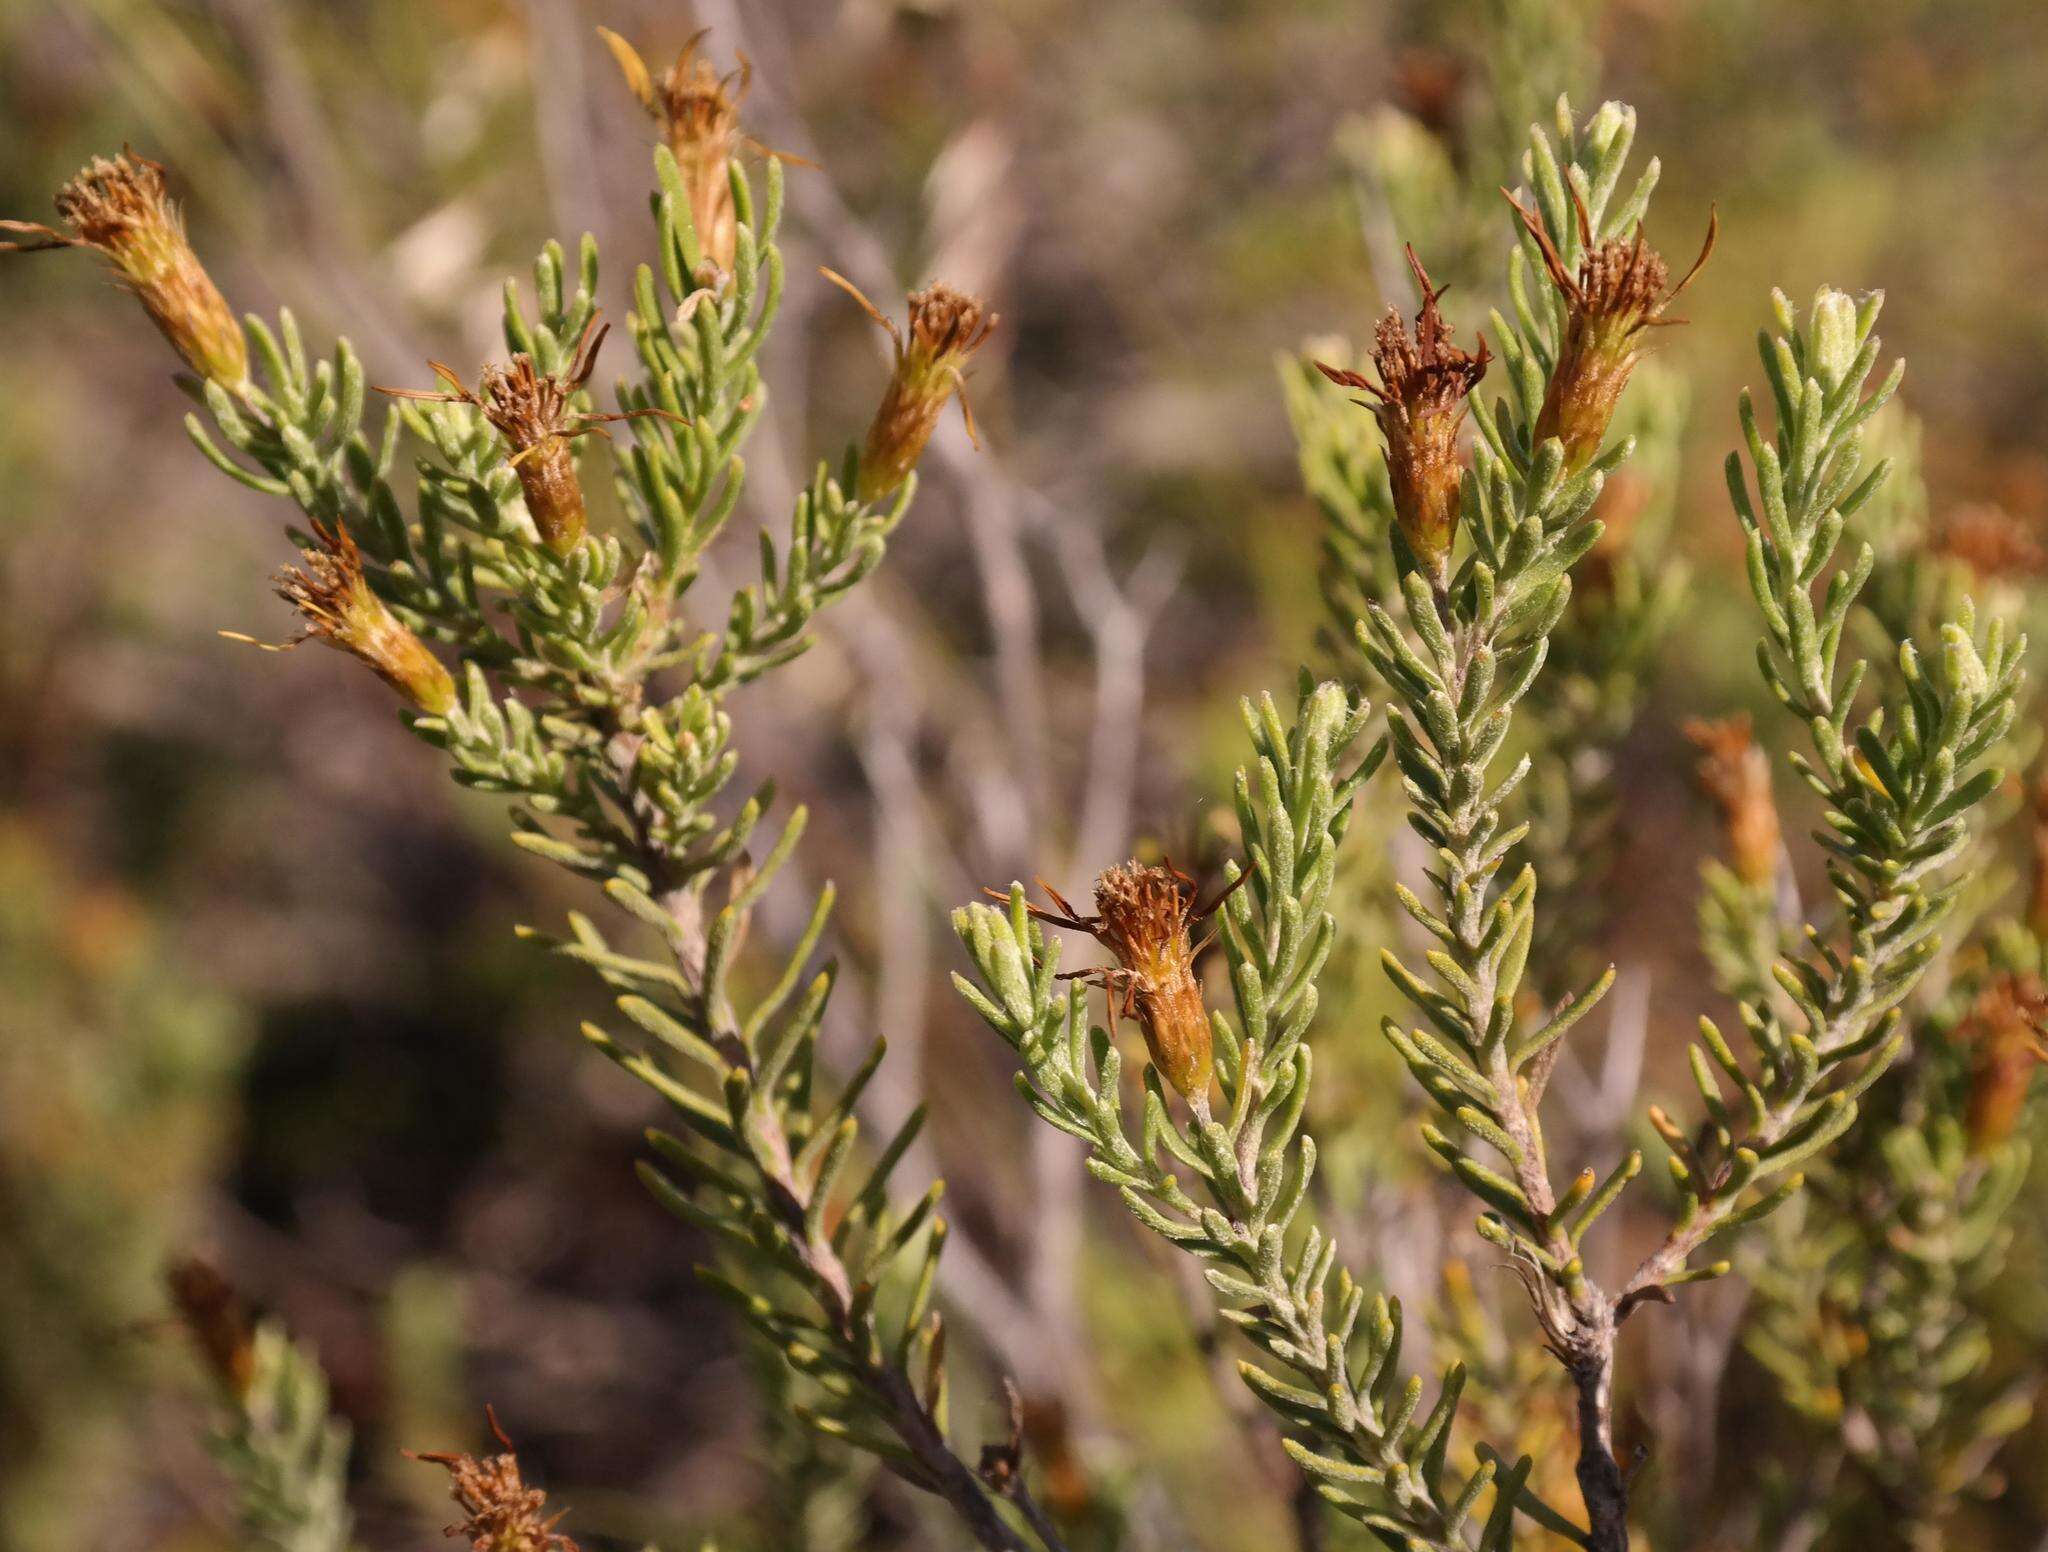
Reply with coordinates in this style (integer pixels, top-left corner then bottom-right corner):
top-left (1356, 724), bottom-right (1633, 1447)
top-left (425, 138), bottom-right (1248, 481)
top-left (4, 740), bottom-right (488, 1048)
top-left (1007, 861), bottom-right (1247, 1103)
top-left (1316, 246), bottom-right (1489, 587)
top-left (4, 150), bottom-right (247, 387)
top-left (1932, 502), bottom-right (2048, 581)
top-left (1955, 971), bottom-right (2048, 1152)
top-left (598, 27), bottom-right (754, 276)
top-left (379, 316), bottom-right (679, 554)
top-left (1505, 188), bottom-right (1715, 474)
top-left (1683, 713), bottom-right (1781, 888)
top-left (825, 270), bottom-right (998, 503)
top-left (240, 521), bottom-right (457, 714)
top-left (164, 1257), bottom-right (256, 1402)
top-left (409, 1408), bottom-right (578, 1552)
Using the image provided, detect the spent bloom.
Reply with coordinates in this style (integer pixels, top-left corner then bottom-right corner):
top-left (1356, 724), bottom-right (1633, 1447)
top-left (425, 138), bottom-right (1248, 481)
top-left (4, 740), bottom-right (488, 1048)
top-left (3, 150), bottom-right (247, 388)
top-left (1316, 246), bottom-right (1489, 587)
top-left (1956, 972), bottom-right (2048, 1153)
top-left (1505, 188), bottom-right (1714, 474)
top-left (825, 270), bottom-right (998, 503)
top-left (410, 1409), bottom-right (578, 1552)
top-left (1684, 713), bottom-right (1781, 888)
top-left (252, 521), bottom-right (457, 714)
top-left (1013, 861), bottom-right (1246, 1103)
top-left (598, 27), bottom-right (753, 276)
top-left (164, 1257), bottom-right (256, 1403)
top-left (380, 317), bottom-right (678, 554)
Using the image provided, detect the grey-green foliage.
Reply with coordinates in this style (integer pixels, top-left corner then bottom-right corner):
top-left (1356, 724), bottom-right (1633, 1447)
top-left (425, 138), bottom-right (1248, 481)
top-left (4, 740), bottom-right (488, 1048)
top-left (1517, 363), bottom-right (1689, 1000)
top-left (954, 683), bottom-right (1567, 1550)
top-left (1687, 361), bottom-right (2044, 1549)
top-left (1363, 102), bottom-right (1653, 1326)
top-left (1300, 102), bottom-right (1691, 1008)
top-left (185, 146), bottom-right (1029, 1550)
top-left (1747, 1108), bottom-right (2036, 1543)
top-left (1737, 918), bottom-right (2045, 1546)
top-left (1637, 288), bottom-right (2024, 1294)
top-left (203, 1323), bottom-right (353, 1552)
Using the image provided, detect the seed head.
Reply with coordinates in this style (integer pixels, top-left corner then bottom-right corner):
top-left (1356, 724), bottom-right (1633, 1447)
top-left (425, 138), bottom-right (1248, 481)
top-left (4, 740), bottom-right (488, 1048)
top-left (1683, 714), bottom-right (1780, 888)
top-left (1505, 189), bottom-right (1715, 475)
top-left (4, 150), bottom-right (247, 387)
top-left (1009, 860), bottom-right (1247, 1103)
top-left (409, 1408), bottom-right (578, 1552)
top-left (599, 27), bottom-right (749, 276)
top-left (825, 270), bottom-right (998, 503)
top-left (1316, 246), bottom-right (1488, 587)
top-left (378, 317), bottom-right (680, 554)
top-left (263, 522), bottom-right (457, 714)
top-left (164, 1257), bottom-right (256, 1402)
top-left (1955, 972), bottom-right (2048, 1152)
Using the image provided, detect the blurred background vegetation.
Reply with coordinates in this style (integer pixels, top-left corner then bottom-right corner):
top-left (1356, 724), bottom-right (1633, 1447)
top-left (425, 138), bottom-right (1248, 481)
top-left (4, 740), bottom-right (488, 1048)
top-left (3, 0), bottom-right (2046, 1548)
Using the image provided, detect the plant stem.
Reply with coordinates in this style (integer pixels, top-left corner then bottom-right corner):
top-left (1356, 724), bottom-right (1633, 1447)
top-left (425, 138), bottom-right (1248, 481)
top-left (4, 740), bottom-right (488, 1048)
top-left (1570, 1341), bottom-right (1629, 1552)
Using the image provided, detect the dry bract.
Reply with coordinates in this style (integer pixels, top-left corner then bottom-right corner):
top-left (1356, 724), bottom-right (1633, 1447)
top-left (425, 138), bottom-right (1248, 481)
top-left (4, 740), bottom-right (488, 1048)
top-left (825, 270), bottom-right (998, 503)
top-left (164, 1258), bottom-right (256, 1403)
top-left (262, 522), bottom-right (457, 714)
top-left (1506, 188), bottom-right (1715, 474)
top-left (598, 26), bottom-right (749, 276)
top-left (409, 1409), bottom-right (578, 1552)
top-left (2, 150), bottom-right (248, 387)
top-left (1012, 861), bottom-right (1243, 1103)
top-left (1957, 972), bottom-right (2048, 1152)
top-left (379, 316), bottom-right (678, 554)
top-left (1316, 245), bottom-right (1488, 587)
top-left (1684, 712), bottom-right (1781, 888)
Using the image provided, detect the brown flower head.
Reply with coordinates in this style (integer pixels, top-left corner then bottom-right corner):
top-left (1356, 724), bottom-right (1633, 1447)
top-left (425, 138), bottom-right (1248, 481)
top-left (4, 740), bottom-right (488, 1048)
top-left (598, 27), bottom-right (758, 276)
top-left (4, 150), bottom-right (247, 387)
top-left (379, 316), bottom-right (680, 554)
top-left (1316, 246), bottom-right (1489, 587)
top-left (164, 1257), bottom-right (256, 1402)
top-left (1006, 861), bottom-right (1248, 1103)
top-left (825, 270), bottom-right (998, 503)
top-left (409, 1408), bottom-right (578, 1552)
top-left (1505, 188), bottom-right (1715, 474)
top-left (1683, 713), bottom-right (1781, 888)
top-left (248, 521), bottom-right (457, 714)
top-left (1932, 502), bottom-right (2048, 582)
top-left (1955, 972), bottom-right (2048, 1152)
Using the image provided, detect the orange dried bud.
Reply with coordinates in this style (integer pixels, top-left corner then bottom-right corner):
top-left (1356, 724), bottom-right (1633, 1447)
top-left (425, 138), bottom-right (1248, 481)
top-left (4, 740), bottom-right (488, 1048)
top-left (599, 27), bottom-right (747, 276)
top-left (4, 151), bottom-right (247, 387)
top-left (266, 521), bottom-right (457, 713)
top-left (1506, 190), bottom-right (1715, 474)
top-left (1011, 861), bottom-right (1246, 1103)
top-left (164, 1257), bottom-right (256, 1402)
top-left (1684, 714), bottom-right (1781, 887)
top-left (409, 1409), bottom-right (578, 1552)
top-left (826, 270), bottom-right (998, 503)
top-left (379, 318), bottom-right (677, 555)
top-left (1956, 972), bottom-right (2048, 1152)
top-left (1316, 246), bottom-right (1488, 587)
